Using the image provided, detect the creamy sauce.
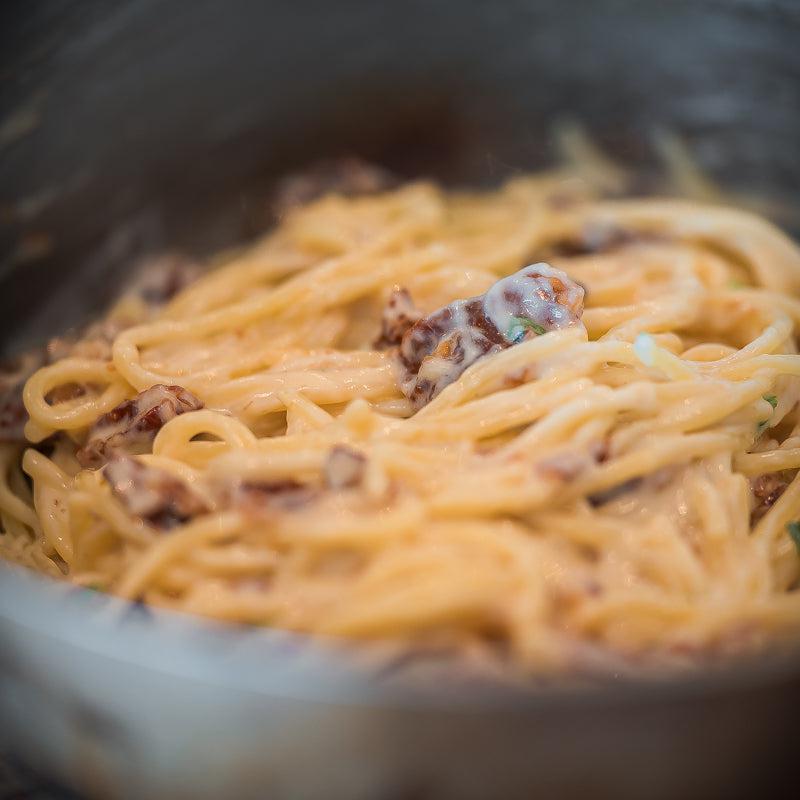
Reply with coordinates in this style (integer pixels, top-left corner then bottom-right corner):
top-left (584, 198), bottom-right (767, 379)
top-left (483, 262), bottom-right (585, 342)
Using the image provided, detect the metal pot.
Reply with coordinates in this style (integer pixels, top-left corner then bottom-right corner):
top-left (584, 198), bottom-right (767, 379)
top-left (1, 2), bottom-right (799, 797)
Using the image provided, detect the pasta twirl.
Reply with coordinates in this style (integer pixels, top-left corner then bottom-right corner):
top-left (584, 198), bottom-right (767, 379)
top-left (4, 171), bottom-right (800, 678)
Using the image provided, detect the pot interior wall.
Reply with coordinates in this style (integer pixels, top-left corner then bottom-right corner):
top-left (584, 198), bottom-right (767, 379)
top-left (1, 0), bottom-right (798, 347)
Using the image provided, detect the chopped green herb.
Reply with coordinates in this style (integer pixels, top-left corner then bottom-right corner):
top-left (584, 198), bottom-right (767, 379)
top-left (728, 279), bottom-right (746, 289)
top-left (755, 395), bottom-right (778, 436)
top-left (508, 317), bottom-right (547, 342)
top-left (786, 521), bottom-right (800, 555)
top-left (84, 583), bottom-right (104, 592)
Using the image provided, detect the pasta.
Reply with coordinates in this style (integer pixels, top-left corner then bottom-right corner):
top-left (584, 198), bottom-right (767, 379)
top-left (4, 156), bottom-right (800, 679)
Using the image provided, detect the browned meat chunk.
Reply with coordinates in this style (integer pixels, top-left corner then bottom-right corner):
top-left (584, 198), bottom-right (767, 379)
top-left (0, 349), bottom-right (46, 443)
top-left (46, 317), bottom-right (133, 364)
top-left (224, 479), bottom-right (317, 513)
top-left (750, 471), bottom-right (793, 523)
top-left (272, 157), bottom-right (397, 215)
top-left (104, 455), bottom-right (208, 530)
top-left (374, 288), bottom-right (423, 349)
top-left (543, 221), bottom-right (645, 258)
top-left (324, 445), bottom-right (367, 489)
top-left (588, 478), bottom-right (643, 507)
top-left (77, 384), bottom-right (203, 468)
top-left (399, 298), bottom-right (507, 408)
top-left (0, 391), bottom-right (28, 443)
top-left (131, 253), bottom-right (200, 307)
top-left (45, 383), bottom-right (87, 404)
top-left (388, 262), bottom-right (584, 409)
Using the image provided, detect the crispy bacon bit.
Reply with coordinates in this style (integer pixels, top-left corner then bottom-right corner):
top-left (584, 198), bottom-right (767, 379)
top-left (590, 439), bottom-right (610, 464)
top-left (227, 479), bottom-right (316, 513)
top-left (539, 440), bottom-right (609, 483)
top-left (750, 472), bottom-right (793, 523)
top-left (396, 298), bottom-right (505, 408)
top-left (77, 384), bottom-right (203, 469)
top-left (375, 288), bottom-right (423, 349)
top-left (47, 318), bottom-right (126, 364)
top-left (389, 263), bottom-right (584, 410)
top-left (104, 455), bottom-right (208, 530)
top-left (588, 478), bottom-right (643, 507)
top-left (588, 466), bottom-right (675, 508)
top-left (0, 348), bottom-right (45, 443)
top-left (45, 383), bottom-right (87, 405)
top-left (543, 220), bottom-right (644, 258)
top-left (537, 452), bottom-right (592, 482)
top-left (0, 393), bottom-right (28, 443)
top-left (324, 445), bottom-right (367, 490)
top-left (131, 253), bottom-right (200, 306)
top-left (272, 158), bottom-right (398, 216)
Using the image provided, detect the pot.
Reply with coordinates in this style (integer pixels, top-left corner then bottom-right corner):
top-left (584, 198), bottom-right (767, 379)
top-left (1, 2), bottom-right (799, 797)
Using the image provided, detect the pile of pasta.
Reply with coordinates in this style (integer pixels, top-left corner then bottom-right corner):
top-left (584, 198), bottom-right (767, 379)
top-left (4, 161), bottom-right (800, 677)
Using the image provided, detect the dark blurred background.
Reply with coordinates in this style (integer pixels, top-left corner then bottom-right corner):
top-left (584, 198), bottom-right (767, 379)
top-left (1, 0), bottom-right (799, 353)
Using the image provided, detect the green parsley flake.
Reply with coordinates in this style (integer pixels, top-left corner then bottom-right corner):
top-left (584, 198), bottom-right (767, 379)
top-left (786, 521), bottom-right (800, 556)
top-left (756, 395), bottom-right (778, 436)
top-left (508, 317), bottom-right (547, 342)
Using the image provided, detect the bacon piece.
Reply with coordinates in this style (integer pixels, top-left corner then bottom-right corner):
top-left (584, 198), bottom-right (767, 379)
top-left (374, 288), bottom-right (423, 350)
top-left (0, 342), bottom-right (105, 443)
top-left (226, 479), bottom-right (317, 513)
top-left (391, 263), bottom-right (584, 409)
top-left (45, 383), bottom-right (87, 404)
top-left (131, 253), bottom-right (200, 307)
top-left (103, 455), bottom-right (208, 530)
top-left (588, 478), bottom-right (643, 507)
top-left (397, 298), bottom-right (508, 408)
top-left (750, 472), bottom-right (793, 523)
top-left (324, 445), bottom-right (367, 490)
top-left (47, 317), bottom-right (130, 364)
top-left (0, 390), bottom-right (28, 443)
top-left (0, 348), bottom-right (45, 443)
top-left (77, 384), bottom-right (203, 468)
top-left (588, 466), bottom-right (675, 508)
top-left (272, 158), bottom-right (398, 216)
top-left (537, 452), bottom-right (594, 483)
top-left (539, 440), bottom-right (609, 484)
top-left (218, 449), bottom-right (364, 515)
top-left (543, 221), bottom-right (645, 257)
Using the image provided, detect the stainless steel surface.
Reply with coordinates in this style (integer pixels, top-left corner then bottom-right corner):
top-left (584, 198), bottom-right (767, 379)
top-left (1, 1), bottom-right (800, 798)
top-left (2, 562), bottom-right (799, 800)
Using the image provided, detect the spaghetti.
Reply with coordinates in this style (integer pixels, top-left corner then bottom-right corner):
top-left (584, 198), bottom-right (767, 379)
top-left (4, 162), bottom-right (800, 677)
